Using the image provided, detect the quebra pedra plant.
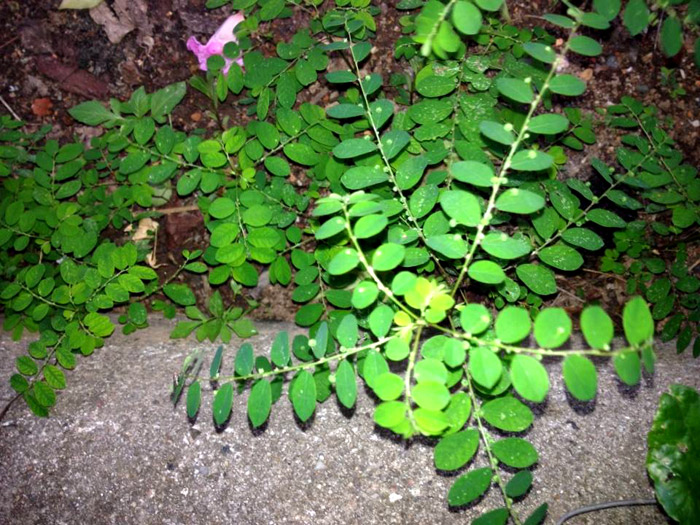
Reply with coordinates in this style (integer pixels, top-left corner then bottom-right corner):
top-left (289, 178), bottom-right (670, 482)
top-left (1, 0), bottom-right (698, 523)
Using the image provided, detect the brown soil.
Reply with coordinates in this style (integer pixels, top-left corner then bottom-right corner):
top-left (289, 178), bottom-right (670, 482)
top-left (0, 1), bottom-right (697, 323)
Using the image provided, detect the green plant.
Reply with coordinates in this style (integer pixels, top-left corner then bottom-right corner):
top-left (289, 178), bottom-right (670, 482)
top-left (602, 236), bottom-right (699, 356)
top-left (2, 0), bottom-right (699, 523)
top-left (647, 384), bottom-right (700, 524)
top-left (660, 66), bottom-right (688, 98)
top-left (0, 86), bottom-right (204, 416)
top-left (611, 0), bottom-right (700, 66)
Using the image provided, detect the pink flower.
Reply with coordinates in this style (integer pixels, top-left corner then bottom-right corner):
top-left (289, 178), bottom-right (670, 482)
top-left (186, 13), bottom-right (245, 74)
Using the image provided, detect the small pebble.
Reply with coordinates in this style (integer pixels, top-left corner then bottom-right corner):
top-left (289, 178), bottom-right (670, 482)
top-left (389, 493), bottom-right (402, 503)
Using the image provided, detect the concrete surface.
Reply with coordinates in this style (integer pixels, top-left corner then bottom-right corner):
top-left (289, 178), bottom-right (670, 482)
top-left (1, 319), bottom-right (698, 525)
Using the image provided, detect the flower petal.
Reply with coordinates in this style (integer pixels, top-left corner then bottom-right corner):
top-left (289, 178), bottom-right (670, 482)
top-left (186, 13), bottom-right (245, 73)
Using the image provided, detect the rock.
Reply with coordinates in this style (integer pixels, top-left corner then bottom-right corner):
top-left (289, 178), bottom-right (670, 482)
top-left (605, 55), bottom-right (618, 69)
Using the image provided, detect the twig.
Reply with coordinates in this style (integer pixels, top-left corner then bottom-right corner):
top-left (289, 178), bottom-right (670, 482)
top-left (154, 205), bottom-right (200, 215)
top-left (0, 35), bottom-right (19, 51)
top-left (688, 258), bottom-right (700, 273)
top-left (582, 268), bottom-right (626, 282)
top-left (554, 285), bottom-right (586, 303)
top-left (0, 95), bottom-right (21, 121)
top-left (0, 392), bottom-right (23, 424)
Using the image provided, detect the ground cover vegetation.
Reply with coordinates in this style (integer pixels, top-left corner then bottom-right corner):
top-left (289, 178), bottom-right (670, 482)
top-left (1, 0), bottom-right (698, 523)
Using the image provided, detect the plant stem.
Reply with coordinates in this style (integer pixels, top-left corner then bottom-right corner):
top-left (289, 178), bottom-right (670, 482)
top-left (464, 369), bottom-right (522, 525)
top-left (404, 324), bottom-right (423, 433)
top-left (344, 28), bottom-right (450, 281)
top-left (528, 148), bottom-right (658, 259)
top-left (451, 22), bottom-right (581, 296)
top-left (216, 336), bottom-right (394, 383)
top-left (629, 107), bottom-right (695, 206)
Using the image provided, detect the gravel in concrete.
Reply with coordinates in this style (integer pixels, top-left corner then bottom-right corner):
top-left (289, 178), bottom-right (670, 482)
top-left (1, 319), bottom-right (698, 525)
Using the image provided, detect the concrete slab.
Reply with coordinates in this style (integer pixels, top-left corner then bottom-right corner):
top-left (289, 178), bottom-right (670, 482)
top-left (1, 319), bottom-right (698, 524)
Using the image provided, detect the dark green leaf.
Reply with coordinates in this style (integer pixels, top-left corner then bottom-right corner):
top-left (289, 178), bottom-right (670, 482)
top-left (661, 16), bottom-right (682, 57)
top-left (495, 306), bottom-right (531, 343)
top-left (333, 138), bottom-right (377, 159)
top-left (290, 370), bottom-right (316, 422)
top-left (492, 437), bottom-right (538, 468)
top-left (496, 77), bottom-right (533, 104)
top-left (528, 114), bottom-right (569, 134)
top-left (510, 150), bottom-right (554, 172)
top-left (523, 42), bottom-right (556, 64)
top-left (451, 1), bottom-right (482, 35)
top-left (248, 379), bottom-right (272, 428)
top-left (480, 120), bottom-right (515, 145)
top-left (164, 284), bottom-right (196, 306)
top-left (235, 343), bottom-right (254, 376)
top-left (496, 188), bottom-right (545, 214)
top-left (562, 355), bottom-right (598, 401)
top-left (212, 383), bottom-right (233, 425)
top-left (448, 467), bottom-right (492, 507)
top-left (210, 345), bottom-right (224, 380)
top-left (569, 36), bottom-right (603, 57)
top-left (561, 228), bottom-right (604, 251)
top-left (187, 381), bottom-right (201, 419)
top-left (646, 384), bottom-right (700, 525)
top-left (440, 190), bottom-right (481, 226)
top-left (614, 351), bottom-right (641, 385)
top-left (481, 396), bottom-right (534, 432)
top-left (69, 101), bottom-right (118, 126)
top-left (516, 263), bottom-right (557, 295)
top-left (506, 470), bottom-right (533, 498)
top-left (624, 0), bottom-right (650, 36)
top-left (511, 355), bottom-right (549, 402)
top-left (271, 331), bottom-right (290, 367)
top-left (335, 359), bottom-right (357, 409)
top-left (538, 244), bottom-right (583, 271)
top-left (548, 74), bottom-right (586, 96)
top-left (468, 260), bottom-right (506, 285)
top-left (434, 429), bottom-right (479, 471)
top-left (623, 296), bottom-right (653, 346)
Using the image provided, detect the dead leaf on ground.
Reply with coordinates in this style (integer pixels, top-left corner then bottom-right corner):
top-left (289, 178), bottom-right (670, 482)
top-left (19, 21), bottom-right (54, 54)
top-left (35, 56), bottom-right (110, 98)
top-left (125, 218), bottom-right (161, 268)
top-left (580, 68), bottom-right (594, 82)
top-left (31, 98), bottom-right (53, 116)
top-left (89, 0), bottom-right (152, 46)
top-left (125, 217), bottom-right (160, 241)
